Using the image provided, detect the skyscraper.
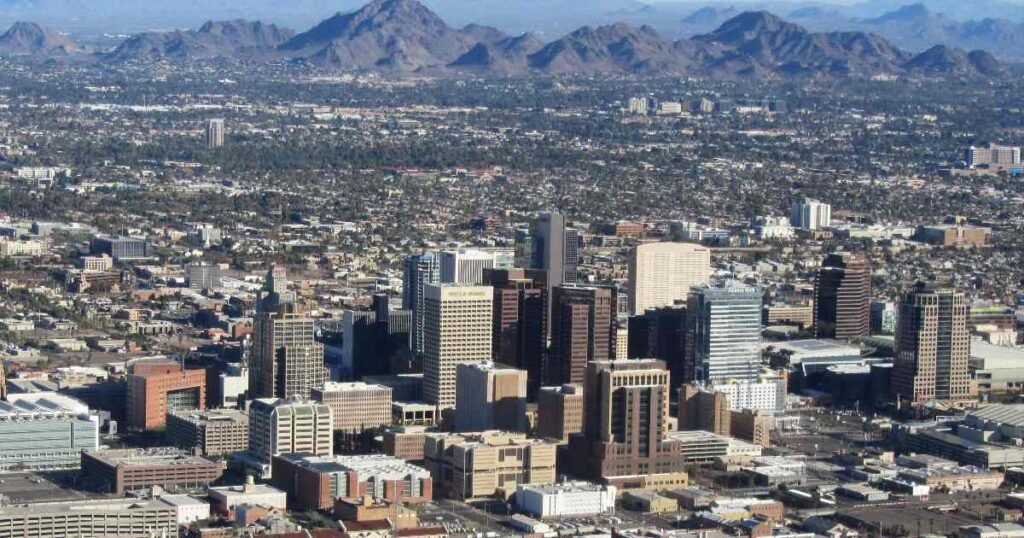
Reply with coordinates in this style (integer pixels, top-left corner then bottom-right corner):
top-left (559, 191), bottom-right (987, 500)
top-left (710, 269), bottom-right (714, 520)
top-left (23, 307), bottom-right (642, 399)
top-left (248, 267), bottom-right (327, 400)
top-left (422, 284), bottom-right (493, 411)
top-left (628, 242), bottom-right (711, 316)
top-left (483, 268), bottom-right (547, 396)
top-left (248, 398), bottom-right (332, 477)
top-left (206, 119), bottom-right (225, 149)
top-left (813, 252), bottom-right (871, 340)
top-left (567, 359), bottom-right (688, 491)
top-left (403, 252), bottom-right (441, 355)
top-left (790, 198), bottom-right (831, 230)
top-left (524, 212), bottom-right (580, 336)
top-left (686, 281), bottom-right (762, 384)
top-left (891, 283), bottom-right (972, 403)
top-left (550, 285), bottom-right (616, 385)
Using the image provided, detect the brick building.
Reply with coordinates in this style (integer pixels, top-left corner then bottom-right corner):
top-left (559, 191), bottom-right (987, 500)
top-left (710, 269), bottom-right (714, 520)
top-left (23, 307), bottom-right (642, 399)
top-left (126, 361), bottom-right (207, 430)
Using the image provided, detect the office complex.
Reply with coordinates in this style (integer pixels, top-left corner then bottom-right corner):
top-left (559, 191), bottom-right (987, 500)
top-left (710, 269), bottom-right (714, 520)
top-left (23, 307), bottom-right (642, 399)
top-left (271, 453), bottom-right (432, 511)
top-left (966, 143), bottom-right (1021, 170)
top-left (166, 408), bottom-right (249, 457)
top-left (186, 262), bottom-right (221, 290)
top-left (89, 234), bottom-right (148, 261)
top-left (126, 360), bottom-right (207, 430)
top-left (337, 296), bottom-right (412, 379)
top-left (687, 281), bottom-right (763, 384)
top-left (81, 447), bottom-right (226, 495)
top-left (628, 242), bottom-right (710, 315)
top-left (569, 359), bottom-right (689, 491)
top-left (248, 398), bottom-right (333, 474)
top-left (312, 381), bottom-right (393, 433)
top-left (422, 284), bottom-right (493, 410)
top-left (551, 285), bottom-right (616, 385)
top-left (0, 498), bottom-right (180, 538)
top-left (424, 431), bottom-right (557, 500)
top-left (249, 268), bottom-right (327, 400)
top-left (454, 361), bottom-right (527, 432)
top-left (206, 118), bottom-right (225, 148)
top-left (891, 283), bottom-right (972, 403)
top-left (813, 252), bottom-right (871, 340)
top-left (483, 268), bottom-right (547, 396)
top-left (0, 395), bottom-right (98, 472)
top-left (536, 383), bottom-right (584, 442)
top-left (790, 198), bottom-right (832, 230)
top-left (403, 252), bottom-right (442, 355)
top-left (440, 248), bottom-right (514, 285)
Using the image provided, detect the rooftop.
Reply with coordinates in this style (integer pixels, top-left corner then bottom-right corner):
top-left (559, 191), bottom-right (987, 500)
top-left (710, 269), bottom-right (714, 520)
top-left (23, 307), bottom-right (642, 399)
top-left (969, 404), bottom-right (1024, 428)
top-left (84, 447), bottom-right (220, 467)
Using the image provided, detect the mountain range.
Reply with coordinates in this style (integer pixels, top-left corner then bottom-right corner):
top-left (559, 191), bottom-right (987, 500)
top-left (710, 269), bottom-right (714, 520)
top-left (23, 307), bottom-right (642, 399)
top-left (0, 0), bottom-right (1008, 79)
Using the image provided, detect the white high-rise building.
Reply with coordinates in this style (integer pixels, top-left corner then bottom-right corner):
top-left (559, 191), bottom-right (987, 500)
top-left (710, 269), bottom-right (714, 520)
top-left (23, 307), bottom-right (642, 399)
top-left (791, 199), bottom-right (832, 230)
top-left (628, 242), bottom-right (711, 315)
top-left (423, 284), bottom-right (494, 410)
top-left (440, 248), bottom-right (514, 285)
top-left (247, 398), bottom-right (333, 476)
top-left (206, 119), bottom-right (225, 148)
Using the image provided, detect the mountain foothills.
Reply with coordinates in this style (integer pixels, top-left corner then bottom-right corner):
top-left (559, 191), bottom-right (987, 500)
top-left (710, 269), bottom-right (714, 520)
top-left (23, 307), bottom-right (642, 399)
top-left (0, 0), bottom-right (1008, 78)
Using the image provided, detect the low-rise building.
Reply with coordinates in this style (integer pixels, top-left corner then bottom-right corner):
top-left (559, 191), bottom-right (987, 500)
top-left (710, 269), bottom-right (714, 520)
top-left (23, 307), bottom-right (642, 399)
top-left (81, 447), bottom-right (226, 495)
top-left (621, 490), bottom-right (678, 513)
top-left (516, 481), bottom-right (616, 519)
top-left (425, 431), bottom-right (557, 500)
top-left (0, 395), bottom-right (98, 471)
top-left (383, 426), bottom-right (430, 462)
top-left (392, 401), bottom-right (437, 427)
top-left (898, 466), bottom-right (1004, 492)
top-left (271, 453), bottom-right (433, 511)
top-left (209, 479), bottom-right (287, 516)
top-left (0, 498), bottom-right (179, 538)
top-left (166, 409), bottom-right (249, 457)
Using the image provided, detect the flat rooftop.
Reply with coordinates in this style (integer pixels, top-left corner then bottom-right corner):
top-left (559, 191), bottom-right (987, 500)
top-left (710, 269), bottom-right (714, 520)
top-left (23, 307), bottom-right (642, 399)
top-left (85, 447), bottom-right (218, 466)
top-left (320, 381), bottom-right (391, 392)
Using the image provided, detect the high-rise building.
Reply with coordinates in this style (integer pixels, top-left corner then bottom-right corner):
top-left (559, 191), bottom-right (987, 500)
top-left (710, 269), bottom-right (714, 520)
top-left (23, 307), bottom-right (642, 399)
top-left (686, 281), bottom-right (762, 384)
top-left (891, 283), bottom-right (972, 403)
top-left (440, 248), bottom-right (514, 285)
top-left (813, 252), bottom-right (871, 340)
top-left (186, 263), bottom-right (221, 291)
top-left (248, 267), bottom-right (327, 400)
top-left (551, 285), bottom-right (616, 385)
top-left (403, 252), bottom-right (441, 355)
top-left (790, 198), bottom-right (832, 230)
top-left (871, 300), bottom-right (897, 335)
top-left (536, 384), bottom-right (583, 442)
top-left (312, 382), bottom-right (392, 433)
top-left (523, 212), bottom-right (580, 336)
top-left (568, 359), bottom-right (688, 491)
top-left (627, 305), bottom-right (688, 390)
top-left (126, 360), bottom-right (206, 431)
top-left (967, 143), bottom-right (1021, 170)
top-left (483, 268), bottom-right (546, 395)
top-left (628, 242), bottom-right (711, 315)
top-left (206, 119), bottom-right (225, 148)
top-left (422, 284), bottom-right (493, 410)
top-left (455, 361), bottom-right (527, 432)
top-left (678, 384), bottom-right (730, 436)
top-left (248, 398), bottom-right (333, 476)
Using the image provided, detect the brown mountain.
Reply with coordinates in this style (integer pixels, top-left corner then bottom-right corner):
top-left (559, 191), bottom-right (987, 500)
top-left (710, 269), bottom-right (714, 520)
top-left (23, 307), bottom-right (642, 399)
top-left (0, 21), bottom-right (80, 55)
top-left (105, 20), bottom-right (293, 62)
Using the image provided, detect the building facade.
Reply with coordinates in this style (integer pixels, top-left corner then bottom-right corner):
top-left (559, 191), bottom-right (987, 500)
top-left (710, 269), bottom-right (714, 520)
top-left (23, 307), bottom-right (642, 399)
top-left (126, 361), bottom-right (207, 430)
top-left (687, 281), bottom-right (763, 384)
top-left (422, 284), bottom-right (493, 411)
top-left (312, 382), bottom-right (393, 433)
top-left (550, 285), bottom-right (616, 385)
top-left (81, 447), bottom-right (225, 495)
top-left (455, 361), bottom-right (527, 432)
top-left (628, 242), bottom-right (711, 316)
top-left (425, 431), bottom-right (557, 500)
top-left (166, 409), bottom-right (249, 457)
top-left (814, 252), bottom-right (871, 340)
top-left (248, 398), bottom-right (333, 471)
top-left (536, 383), bottom-right (584, 442)
top-left (403, 252), bottom-right (441, 355)
top-left (271, 454), bottom-right (432, 511)
top-left (891, 283), bottom-right (972, 403)
top-left (483, 268), bottom-right (547, 397)
top-left (0, 396), bottom-right (98, 472)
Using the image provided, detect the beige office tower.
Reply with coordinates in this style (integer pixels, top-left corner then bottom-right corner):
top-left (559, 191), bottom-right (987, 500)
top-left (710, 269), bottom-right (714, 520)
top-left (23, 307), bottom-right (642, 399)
top-left (891, 283), bottom-right (972, 403)
top-left (249, 304), bottom-right (327, 400)
top-left (536, 384), bottom-right (583, 442)
top-left (422, 284), bottom-right (493, 410)
top-left (628, 242), bottom-right (711, 315)
top-left (248, 398), bottom-right (333, 468)
top-left (312, 382), bottom-right (393, 433)
top-left (678, 383), bottom-right (730, 436)
top-left (455, 361), bottom-right (527, 432)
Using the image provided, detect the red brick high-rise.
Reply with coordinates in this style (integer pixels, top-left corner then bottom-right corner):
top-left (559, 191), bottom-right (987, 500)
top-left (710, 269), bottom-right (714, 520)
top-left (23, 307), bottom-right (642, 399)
top-left (483, 268), bottom-right (547, 396)
top-left (550, 285), bottom-right (616, 385)
top-left (126, 361), bottom-right (207, 431)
